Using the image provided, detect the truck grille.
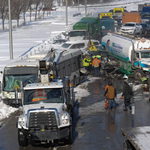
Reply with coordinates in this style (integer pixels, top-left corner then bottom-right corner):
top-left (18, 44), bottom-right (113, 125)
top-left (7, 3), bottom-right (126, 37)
top-left (28, 111), bottom-right (57, 130)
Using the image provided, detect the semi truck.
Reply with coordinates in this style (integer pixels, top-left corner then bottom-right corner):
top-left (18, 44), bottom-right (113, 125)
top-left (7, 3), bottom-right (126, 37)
top-left (122, 12), bottom-right (141, 25)
top-left (73, 17), bottom-right (115, 40)
top-left (113, 7), bottom-right (124, 21)
top-left (101, 33), bottom-right (150, 80)
top-left (141, 6), bottom-right (150, 23)
top-left (16, 49), bottom-right (80, 146)
top-left (121, 126), bottom-right (150, 150)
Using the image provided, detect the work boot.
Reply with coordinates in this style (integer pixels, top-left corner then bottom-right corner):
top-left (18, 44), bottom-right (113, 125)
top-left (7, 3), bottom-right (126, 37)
top-left (124, 107), bottom-right (128, 111)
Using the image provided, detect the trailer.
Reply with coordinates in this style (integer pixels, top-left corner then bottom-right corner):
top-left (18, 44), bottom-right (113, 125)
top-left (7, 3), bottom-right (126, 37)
top-left (101, 33), bottom-right (150, 80)
top-left (121, 126), bottom-right (150, 150)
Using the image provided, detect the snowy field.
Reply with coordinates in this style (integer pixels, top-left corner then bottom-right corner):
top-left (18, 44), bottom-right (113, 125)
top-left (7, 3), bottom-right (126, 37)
top-left (0, 0), bottom-right (149, 122)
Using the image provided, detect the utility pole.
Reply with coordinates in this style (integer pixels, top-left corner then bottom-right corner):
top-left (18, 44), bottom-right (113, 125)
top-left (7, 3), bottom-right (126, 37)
top-left (66, 0), bottom-right (68, 26)
top-left (85, 0), bottom-right (87, 16)
top-left (78, 0), bottom-right (80, 10)
top-left (8, 0), bottom-right (13, 59)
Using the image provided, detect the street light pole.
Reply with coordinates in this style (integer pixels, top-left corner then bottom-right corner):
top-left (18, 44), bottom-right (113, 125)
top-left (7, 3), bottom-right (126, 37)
top-left (66, 0), bottom-right (68, 26)
top-left (8, 0), bottom-right (13, 59)
top-left (85, 0), bottom-right (87, 16)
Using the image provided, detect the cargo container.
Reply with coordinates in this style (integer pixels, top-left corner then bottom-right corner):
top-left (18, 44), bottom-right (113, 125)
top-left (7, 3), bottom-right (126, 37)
top-left (122, 12), bottom-right (141, 25)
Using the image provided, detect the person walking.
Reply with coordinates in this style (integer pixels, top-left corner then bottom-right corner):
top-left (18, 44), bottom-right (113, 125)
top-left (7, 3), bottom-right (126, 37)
top-left (104, 81), bottom-right (117, 112)
top-left (121, 74), bottom-right (133, 111)
top-left (104, 81), bottom-right (111, 109)
top-left (92, 56), bottom-right (101, 76)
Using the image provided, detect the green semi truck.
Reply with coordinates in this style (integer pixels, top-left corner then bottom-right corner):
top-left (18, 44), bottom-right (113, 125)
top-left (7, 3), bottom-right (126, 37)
top-left (72, 17), bottom-right (115, 41)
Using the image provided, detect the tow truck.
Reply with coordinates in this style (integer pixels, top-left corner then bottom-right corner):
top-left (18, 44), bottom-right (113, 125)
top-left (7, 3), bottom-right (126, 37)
top-left (16, 50), bottom-right (77, 146)
top-left (121, 126), bottom-right (150, 150)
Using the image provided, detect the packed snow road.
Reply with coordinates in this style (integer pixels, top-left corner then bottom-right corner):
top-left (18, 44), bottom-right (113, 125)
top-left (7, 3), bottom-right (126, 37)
top-left (0, 76), bottom-right (150, 150)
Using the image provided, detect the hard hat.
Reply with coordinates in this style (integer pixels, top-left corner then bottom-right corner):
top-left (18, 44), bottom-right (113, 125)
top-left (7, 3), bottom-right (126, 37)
top-left (123, 74), bottom-right (128, 79)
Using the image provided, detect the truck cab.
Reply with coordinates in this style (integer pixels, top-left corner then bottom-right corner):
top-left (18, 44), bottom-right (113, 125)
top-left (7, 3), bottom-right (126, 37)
top-left (17, 60), bottom-right (74, 146)
top-left (134, 49), bottom-right (150, 72)
top-left (141, 6), bottom-right (150, 23)
top-left (67, 30), bottom-right (89, 41)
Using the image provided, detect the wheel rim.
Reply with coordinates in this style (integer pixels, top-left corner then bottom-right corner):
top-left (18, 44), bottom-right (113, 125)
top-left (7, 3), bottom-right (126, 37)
top-left (135, 72), bottom-right (142, 80)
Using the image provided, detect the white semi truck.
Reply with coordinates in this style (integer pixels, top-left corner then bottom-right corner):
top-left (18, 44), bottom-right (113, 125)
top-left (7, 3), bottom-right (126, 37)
top-left (101, 33), bottom-right (150, 80)
top-left (16, 50), bottom-right (80, 146)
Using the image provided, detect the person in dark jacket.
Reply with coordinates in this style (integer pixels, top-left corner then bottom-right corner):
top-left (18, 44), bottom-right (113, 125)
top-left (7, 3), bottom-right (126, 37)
top-left (104, 82), bottom-right (117, 112)
top-left (121, 80), bottom-right (133, 111)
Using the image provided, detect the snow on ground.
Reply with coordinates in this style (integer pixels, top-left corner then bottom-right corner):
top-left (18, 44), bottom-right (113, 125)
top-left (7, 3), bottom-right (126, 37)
top-left (0, 0), bottom-right (148, 121)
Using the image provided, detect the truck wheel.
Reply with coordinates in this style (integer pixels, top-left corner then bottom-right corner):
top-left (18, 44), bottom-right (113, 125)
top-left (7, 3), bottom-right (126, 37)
top-left (18, 129), bottom-right (28, 147)
top-left (123, 140), bottom-right (133, 150)
top-left (134, 70), bottom-right (144, 80)
top-left (65, 126), bottom-right (73, 145)
top-left (145, 30), bottom-right (148, 35)
top-left (73, 76), bottom-right (77, 87)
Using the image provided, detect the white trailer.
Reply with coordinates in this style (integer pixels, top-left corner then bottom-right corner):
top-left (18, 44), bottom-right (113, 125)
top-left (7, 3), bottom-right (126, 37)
top-left (101, 33), bottom-right (150, 80)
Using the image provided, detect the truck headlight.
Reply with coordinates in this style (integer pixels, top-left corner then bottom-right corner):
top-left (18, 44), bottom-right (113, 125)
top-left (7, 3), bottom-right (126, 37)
top-left (18, 120), bottom-right (24, 126)
top-left (61, 113), bottom-right (69, 124)
top-left (18, 116), bottom-right (25, 126)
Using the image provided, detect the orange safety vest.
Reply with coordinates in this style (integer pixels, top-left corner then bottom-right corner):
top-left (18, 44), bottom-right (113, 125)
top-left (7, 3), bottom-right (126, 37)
top-left (32, 89), bottom-right (47, 102)
top-left (92, 58), bottom-right (101, 68)
top-left (107, 86), bottom-right (115, 99)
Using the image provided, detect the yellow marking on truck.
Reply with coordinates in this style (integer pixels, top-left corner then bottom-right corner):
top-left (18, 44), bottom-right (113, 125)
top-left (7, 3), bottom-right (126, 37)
top-left (99, 13), bottom-right (113, 19)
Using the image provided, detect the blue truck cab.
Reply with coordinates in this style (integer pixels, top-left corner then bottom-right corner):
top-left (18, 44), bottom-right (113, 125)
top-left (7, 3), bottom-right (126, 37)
top-left (141, 6), bottom-right (150, 23)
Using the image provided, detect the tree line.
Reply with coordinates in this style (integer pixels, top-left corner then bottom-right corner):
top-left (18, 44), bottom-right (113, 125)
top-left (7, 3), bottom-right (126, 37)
top-left (0, 0), bottom-right (54, 30)
top-left (56, 0), bottom-right (112, 6)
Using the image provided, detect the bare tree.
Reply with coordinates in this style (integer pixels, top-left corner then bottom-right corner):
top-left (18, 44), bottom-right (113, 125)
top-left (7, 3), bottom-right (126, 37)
top-left (22, 0), bottom-right (30, 24)
top-left (0, 0), bottom-right (8, 30)
top-left (32, 0), bottom-right (41, 21)
top-left (11, 0), bottom-right (27, 27)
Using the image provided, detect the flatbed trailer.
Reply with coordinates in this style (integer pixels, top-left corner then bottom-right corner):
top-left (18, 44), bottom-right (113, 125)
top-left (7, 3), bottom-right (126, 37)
top-left (121, 126), bottom-right (150, 150)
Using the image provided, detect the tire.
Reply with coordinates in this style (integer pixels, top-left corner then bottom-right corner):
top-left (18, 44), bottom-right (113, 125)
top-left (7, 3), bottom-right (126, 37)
top-left (73, 76), bottom-right (77, 87)
top-left (139, 29), bottom-right (142, 35)
top-left (65, 126), bottom-right (73, 145)
top-left (144, 30), bottom-right (148, 35)
top-left (134, 69), bottom-right (144, 80)
top-left (123, 140), bottom-right (134, 150)
top-left (18, 129), bottom-right (28, 147)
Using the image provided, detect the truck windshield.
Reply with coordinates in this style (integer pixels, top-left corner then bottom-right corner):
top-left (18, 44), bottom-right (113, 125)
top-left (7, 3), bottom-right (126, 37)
top-left (69, 31), bottom-right (86, 37)
top-left (3, 67), bottom-right (38, 92)
top-left (141, 52), bottom-right (150, 58)
top-left (24, 88), bottom-right (64, 105)
top-left (124, 23), bottom-right (135, 27)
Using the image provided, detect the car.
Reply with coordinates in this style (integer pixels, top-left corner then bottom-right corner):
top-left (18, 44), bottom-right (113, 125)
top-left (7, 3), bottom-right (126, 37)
top-left (50, 39), bottom-right (68, 49)
top-left (120, 22), bottom-right (142, 34)
top-left (60, 40), bottom-right (101, 54)
top-left (140, 23), bottom-right (150, 34)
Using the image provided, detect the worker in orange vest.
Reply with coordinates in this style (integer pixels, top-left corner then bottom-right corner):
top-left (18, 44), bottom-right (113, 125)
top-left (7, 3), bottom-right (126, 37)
top-left (32, 89), bottom-right (47, 102)
top-left (92, 56), bottom-right (101, 76)
top-left (105, 82), bottom-right (110, 109)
